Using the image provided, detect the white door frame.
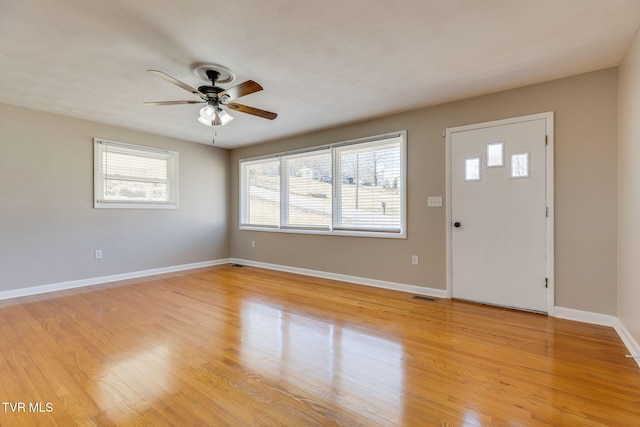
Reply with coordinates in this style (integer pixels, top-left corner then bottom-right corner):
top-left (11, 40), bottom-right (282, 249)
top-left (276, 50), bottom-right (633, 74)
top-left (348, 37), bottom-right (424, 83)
top-left (445, 112), bottom-right (555, 314)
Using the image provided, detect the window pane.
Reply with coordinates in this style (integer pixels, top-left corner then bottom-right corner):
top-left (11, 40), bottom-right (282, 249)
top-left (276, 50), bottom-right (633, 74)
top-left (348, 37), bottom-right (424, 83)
top-left (511, 152), bottom-right (529, 178)
top-left (336, 138), bottom-right (402, 231)
top-left (486, 142), bottom-right (504, 167)
top-left (242, 159), bottom-right (280, 227)
top-left (283, 151), bottom-right (332, 228)
top-left (104, 179), bottom-right (168, 202)
top-left (465, 157), bottom-right (481, 181)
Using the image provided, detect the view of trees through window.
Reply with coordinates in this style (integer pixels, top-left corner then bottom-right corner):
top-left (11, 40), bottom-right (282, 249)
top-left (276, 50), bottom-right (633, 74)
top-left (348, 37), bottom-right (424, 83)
top-left (335, 141), bottom-right (401, 231)
top-left (241, 134), bottom-right (404, 235)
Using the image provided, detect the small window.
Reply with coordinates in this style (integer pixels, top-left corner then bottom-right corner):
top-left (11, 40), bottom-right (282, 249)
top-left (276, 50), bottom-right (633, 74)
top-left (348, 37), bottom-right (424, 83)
top-left (282, 150), bottom-right (332, 229)
top-left (240, 158), bottom-right (281, 227)
top-left (511, 152), bottom-right (530, 178)
top-left (464, 157), bottom-right (481, 181)
top-left (486, 142), bottom-right (504, 167)
top-left (94, 139), bottom-right (178, 209)
top-left (335, 138), bottom-right (403, 233)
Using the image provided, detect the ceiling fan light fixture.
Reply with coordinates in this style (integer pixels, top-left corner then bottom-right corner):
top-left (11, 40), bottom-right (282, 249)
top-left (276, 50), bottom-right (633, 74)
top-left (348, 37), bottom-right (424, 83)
top-left (216, 109), bottom-right (234, 126)
top-left (212, 112), bottom-right (222, 126)
top-left (199, 105), bottom-right (215, 120)
top-left (197, 116), bottom-right (213, 126)
top-left (197, 106), bottom-right (234, 126)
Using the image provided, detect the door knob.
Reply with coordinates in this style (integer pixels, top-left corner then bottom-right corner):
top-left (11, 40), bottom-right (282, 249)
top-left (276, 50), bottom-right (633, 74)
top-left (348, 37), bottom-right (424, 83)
top-left (454, 221), bottom-right (461, 228)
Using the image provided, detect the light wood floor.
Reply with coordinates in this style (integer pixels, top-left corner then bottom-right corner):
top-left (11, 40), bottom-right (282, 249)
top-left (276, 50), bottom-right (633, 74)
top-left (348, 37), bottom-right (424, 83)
top-left (1, 265), bottom-right (639, 426)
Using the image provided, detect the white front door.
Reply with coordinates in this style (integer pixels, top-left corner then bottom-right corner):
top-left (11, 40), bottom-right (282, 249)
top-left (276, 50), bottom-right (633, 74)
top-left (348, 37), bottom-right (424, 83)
top-left (446, 113), bottom-right (553, 313)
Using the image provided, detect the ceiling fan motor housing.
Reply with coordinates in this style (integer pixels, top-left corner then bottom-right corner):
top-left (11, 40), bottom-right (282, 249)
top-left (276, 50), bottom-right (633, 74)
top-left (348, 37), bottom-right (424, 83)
top-left (198, 85), bottom-right (224, 97)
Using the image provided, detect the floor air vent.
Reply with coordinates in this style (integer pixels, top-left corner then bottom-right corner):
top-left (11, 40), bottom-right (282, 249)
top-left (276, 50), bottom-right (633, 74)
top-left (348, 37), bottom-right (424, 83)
top-left (412, 295), bottom-right (438, 302)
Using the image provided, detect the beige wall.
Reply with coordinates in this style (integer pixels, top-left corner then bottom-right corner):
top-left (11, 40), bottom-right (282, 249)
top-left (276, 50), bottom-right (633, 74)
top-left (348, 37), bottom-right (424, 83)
top-left (0, 68), bottom-right (621, 315)
top-left (230, 68), bottom-right (619, 314)
top-left (618, 28), bottom-right (640, 342)
top-left (0, 103), bottom-right (230, 291)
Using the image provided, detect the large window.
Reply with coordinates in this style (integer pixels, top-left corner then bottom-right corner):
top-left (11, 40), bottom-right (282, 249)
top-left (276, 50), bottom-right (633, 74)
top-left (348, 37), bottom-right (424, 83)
top-left (94, 139), bottom-right (178, 209)
top-left (240, 132), bottom-right (406, 238)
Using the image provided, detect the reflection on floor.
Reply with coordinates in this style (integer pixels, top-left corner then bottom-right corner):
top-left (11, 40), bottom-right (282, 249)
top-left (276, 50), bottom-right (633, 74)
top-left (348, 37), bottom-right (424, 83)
top-left (242, 300), bottom-right (403, 425)
top-left (0, 264), bottom-right (638, 426)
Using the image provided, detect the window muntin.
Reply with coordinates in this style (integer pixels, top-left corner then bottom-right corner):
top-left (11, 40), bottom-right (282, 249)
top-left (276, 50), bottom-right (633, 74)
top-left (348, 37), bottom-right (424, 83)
top-left (94, 139), bottom-right (178, 209)
top-left (239, 132), bottom-right (406, 238)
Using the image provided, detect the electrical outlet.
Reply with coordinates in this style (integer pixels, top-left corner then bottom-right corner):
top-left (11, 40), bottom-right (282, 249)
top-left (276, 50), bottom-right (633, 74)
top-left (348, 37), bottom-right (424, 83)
top-left (412, 255), bottom-right (419, 265)
top-left (94, 249), bottom-right (103, 259)
top-left (251, 241), bottom-right (256, 248)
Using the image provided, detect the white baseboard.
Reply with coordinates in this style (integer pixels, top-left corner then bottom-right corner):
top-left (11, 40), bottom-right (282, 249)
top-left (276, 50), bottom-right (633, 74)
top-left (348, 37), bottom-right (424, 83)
top-left (613, 319), bottom-right (640, 368)
top-left (554, 306), bottom-right (640, 368)
top-left (553, 306), bottom-right (617, 327)
top-left (230, 258), bottom-right (448, 299)
top-left (0, 259), bottom-right (231, 301)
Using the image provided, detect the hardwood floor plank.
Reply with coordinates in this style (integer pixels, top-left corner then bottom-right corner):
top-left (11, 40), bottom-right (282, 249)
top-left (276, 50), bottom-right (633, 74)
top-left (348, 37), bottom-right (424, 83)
top-left (0, 265), bottom-right (639, 425)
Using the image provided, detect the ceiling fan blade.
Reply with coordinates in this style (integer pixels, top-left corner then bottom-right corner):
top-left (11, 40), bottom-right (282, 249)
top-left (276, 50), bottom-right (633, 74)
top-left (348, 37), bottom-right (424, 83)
top-left (226, 102), bottom-right (277, 120)
top-left (219, 80), bottom-right (263, 101)
top-left (144, 100), bottom-right (204, 106)
top-left (148, 70), bottom-right (206, 98)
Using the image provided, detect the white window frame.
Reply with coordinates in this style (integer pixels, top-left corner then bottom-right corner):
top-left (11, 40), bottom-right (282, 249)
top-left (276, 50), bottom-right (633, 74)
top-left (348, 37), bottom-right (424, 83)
top-left (94, 138), bottom-right (179, 209)
top-left (239, 131), bottom-right (406, 239)
top-left (239, 157), bottom-right (281, 228)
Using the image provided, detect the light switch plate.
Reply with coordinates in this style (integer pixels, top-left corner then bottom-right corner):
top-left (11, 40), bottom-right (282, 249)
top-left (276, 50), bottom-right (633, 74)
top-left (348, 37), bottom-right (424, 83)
top-left (427, 196), bottom-right (443, 207)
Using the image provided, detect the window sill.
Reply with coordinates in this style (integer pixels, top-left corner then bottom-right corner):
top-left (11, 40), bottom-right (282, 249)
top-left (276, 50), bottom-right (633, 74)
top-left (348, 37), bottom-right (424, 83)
top-left (239, 225), bottom-right (406, 239)
top-left (94, 201), bottom-right (178, 209)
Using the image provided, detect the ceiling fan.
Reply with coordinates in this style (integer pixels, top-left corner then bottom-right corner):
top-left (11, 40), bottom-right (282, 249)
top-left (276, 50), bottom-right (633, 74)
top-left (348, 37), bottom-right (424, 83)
top-left (144, 64), bottom-right (277, 127)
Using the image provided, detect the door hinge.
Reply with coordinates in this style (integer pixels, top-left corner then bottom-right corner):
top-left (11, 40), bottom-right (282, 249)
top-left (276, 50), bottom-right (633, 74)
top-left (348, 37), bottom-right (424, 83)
top-left (545, 135), bottom-right (548, 145)
top-left (546, 207), bottom-right (549, 217)
top-left (545, 278), bottom-right (548, 288)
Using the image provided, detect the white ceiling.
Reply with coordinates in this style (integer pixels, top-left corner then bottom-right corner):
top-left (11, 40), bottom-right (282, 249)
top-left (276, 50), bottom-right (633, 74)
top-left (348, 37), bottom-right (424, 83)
top-left (1, 1), bottom-right (639, 149)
